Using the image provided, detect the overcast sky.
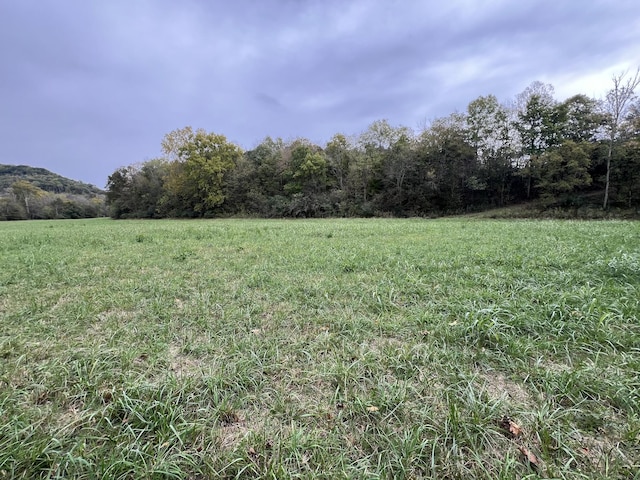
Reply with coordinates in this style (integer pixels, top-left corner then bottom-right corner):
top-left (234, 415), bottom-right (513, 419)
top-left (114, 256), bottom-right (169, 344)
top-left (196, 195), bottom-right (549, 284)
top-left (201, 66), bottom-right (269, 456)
top-left (1, 0), bottom-right (639, 187)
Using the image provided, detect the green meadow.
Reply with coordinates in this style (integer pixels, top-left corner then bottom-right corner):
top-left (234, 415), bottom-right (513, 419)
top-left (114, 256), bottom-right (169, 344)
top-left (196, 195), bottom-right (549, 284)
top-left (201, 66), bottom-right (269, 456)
top-left (1, 218), bottom-right (639, 479)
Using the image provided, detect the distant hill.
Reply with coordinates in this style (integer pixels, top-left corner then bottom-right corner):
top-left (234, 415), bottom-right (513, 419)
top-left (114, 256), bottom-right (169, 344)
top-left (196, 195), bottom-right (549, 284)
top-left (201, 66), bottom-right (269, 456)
top-left (0, 164), bottom-right (107, 220)
top-left (0, 164), bottom-right (103, 196)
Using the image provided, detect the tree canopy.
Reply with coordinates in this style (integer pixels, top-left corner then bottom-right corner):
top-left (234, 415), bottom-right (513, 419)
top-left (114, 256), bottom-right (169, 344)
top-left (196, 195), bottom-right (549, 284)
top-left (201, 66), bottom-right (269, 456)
top-left (102, 73), bottom-right (640, 219)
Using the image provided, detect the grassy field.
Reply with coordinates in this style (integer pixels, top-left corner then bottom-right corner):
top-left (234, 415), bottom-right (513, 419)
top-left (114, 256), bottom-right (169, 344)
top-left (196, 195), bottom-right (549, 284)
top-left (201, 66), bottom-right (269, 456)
top-left (0, 218), bottom-right (639, 479)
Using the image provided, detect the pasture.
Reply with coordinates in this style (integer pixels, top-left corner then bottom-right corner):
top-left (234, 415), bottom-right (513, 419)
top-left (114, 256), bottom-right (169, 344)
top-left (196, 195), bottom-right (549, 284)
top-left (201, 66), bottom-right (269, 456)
top-left (0, 218), bottom-right (639, 478)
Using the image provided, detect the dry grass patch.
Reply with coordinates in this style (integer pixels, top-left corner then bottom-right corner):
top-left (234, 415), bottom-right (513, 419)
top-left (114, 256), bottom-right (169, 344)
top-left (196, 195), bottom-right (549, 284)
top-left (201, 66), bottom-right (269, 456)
top-left (168, 344), bottom-right (207, 377)
top-left (479, 370), bottom-right (534, 407)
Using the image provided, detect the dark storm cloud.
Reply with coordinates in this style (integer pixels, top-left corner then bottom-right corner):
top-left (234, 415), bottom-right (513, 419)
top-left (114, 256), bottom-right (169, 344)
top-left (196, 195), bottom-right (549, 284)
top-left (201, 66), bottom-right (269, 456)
top-left (0, 0), bottom-right (638, 186)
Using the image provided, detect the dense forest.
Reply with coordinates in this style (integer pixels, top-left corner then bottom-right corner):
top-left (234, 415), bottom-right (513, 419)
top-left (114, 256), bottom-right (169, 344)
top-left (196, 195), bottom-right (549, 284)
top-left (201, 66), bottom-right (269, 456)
top-left (0, 165), bottom-right (106, 220)
top-left (101, 73), bottom-right (638, 219)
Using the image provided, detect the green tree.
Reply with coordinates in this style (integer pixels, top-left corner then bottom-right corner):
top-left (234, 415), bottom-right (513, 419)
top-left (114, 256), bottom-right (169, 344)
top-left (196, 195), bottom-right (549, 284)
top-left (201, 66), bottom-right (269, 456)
top-left (377, 131), bottom-right (418, 214)
top-left (359, 119), bottom-right (406, 150)
top-left (350, 120), bottom-right (408, 210)
top-left (106, 166), bottom-right (136, 218)
top-left (533, 140), bottom-right (591, 204)
top-left (612, 100), bottom-right (640, 207)
top-left (238, 137), bottom-right (288, 216)
top-left (247, 137), bottom-right (286, 197)
top-left (132, 159), bottom-right (170, 218)
top-left (0, 196), bottom-right (25, 220)
top-left (164, 130), bottom-right (242, 216)
top-left (284, 141), bottom-right (327, 195)
top-left (561, 94), bottom-right (602, 143)
top-left (418, 114), bottom-right (476, 211)
top-left (516, 93), bottom-right (564, 198)
top-left (351, 148), bottom-right (378, 206)
top-left (325, 133), bottom-right (354, 191)
top-left (467, 95), bottom-right (506, 162)
top-left (383, 130), bottom-right (414, 190)
top-left (466, 95), bottom-right (515, 206)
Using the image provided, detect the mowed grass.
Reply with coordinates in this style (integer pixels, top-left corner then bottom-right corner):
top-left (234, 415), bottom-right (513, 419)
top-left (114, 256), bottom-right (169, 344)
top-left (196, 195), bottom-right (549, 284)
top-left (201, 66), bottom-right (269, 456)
top-left (0, 218), bottom-right (639, 479)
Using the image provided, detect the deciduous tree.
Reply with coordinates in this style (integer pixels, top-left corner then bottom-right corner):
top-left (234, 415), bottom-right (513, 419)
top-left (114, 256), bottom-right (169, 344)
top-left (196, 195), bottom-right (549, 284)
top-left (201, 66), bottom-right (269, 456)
top-left (533, 140), bottom-right (591, 204)
top-left (516, 93), bottom-right (563, 198)
top-left (11, 180), bottom-right (46, 218)
top-left (602, 69), bottom-right (640, 209)
top-left (325, 133), bottom-right (354, 192)
top-left (164, 131), bottom-right (242, 216)
top-left (466, 95), bottom-right (515, 205)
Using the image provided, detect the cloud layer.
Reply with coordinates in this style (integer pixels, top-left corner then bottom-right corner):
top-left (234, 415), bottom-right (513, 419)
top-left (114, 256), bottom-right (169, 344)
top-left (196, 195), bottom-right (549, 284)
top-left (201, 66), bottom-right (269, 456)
top-left (1, 0), bottom-right (639, 186)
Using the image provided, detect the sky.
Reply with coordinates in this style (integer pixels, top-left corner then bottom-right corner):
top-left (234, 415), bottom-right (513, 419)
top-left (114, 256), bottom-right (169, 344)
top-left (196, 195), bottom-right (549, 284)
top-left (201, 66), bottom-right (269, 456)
top-left (1, 0), bottom-right (639, 188)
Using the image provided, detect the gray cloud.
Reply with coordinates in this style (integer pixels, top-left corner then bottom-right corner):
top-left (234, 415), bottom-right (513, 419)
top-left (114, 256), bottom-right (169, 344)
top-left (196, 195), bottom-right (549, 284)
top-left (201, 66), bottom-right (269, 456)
top-left (1, 0), bottom-right (639, 187)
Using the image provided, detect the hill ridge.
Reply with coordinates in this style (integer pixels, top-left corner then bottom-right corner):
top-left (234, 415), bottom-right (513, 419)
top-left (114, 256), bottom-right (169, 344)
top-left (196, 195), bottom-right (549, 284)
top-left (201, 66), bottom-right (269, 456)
top-left (0, 164), bottom-right (103, 196)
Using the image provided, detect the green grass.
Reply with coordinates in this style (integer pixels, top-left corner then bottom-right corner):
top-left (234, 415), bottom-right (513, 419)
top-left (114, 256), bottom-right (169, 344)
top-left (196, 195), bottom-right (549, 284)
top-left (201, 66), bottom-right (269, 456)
top-left (1, 217), bottom-right (639, 479)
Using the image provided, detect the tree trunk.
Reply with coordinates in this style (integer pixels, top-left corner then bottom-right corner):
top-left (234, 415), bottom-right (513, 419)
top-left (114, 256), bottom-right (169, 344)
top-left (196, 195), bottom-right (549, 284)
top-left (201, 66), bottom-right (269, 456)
top-left (603, 135), bottom-right (614, 210)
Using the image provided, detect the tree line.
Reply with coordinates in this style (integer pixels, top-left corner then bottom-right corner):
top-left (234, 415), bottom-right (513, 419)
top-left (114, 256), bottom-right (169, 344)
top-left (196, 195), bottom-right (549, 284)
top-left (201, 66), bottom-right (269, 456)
top-left (106, 72), bottom-right (640, 219)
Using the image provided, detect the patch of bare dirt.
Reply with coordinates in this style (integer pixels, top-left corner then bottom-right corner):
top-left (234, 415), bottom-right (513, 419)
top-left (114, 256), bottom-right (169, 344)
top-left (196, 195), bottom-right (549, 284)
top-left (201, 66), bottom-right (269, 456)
top-left (573, 432), bottom-right (631, 471)
top-left (218, 420), bottom-right (252, 449)
top-left (479, 370), bottom-right (533, 406)
top-left (365, 336), bottom-right (404, 355)
top-left (168, 344), bottom-right (205, 377)
top-left (56, 399), bottom-right (85, 432)
top-left (217, 409), bottom-right (266, 450)
top-left (541, 360), bottom-right (572, 374)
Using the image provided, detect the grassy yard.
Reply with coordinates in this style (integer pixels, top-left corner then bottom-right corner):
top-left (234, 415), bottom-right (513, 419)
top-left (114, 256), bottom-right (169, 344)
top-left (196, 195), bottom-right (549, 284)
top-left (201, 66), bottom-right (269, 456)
top-left (0, 218), bottom-right (639, 479)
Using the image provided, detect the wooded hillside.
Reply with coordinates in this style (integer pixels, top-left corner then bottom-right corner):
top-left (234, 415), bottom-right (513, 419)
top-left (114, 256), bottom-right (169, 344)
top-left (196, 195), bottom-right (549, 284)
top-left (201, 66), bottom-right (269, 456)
top-left (0, 165), bottom-right (106, 220)
top-left (0, 164), bottom-right (103, 195)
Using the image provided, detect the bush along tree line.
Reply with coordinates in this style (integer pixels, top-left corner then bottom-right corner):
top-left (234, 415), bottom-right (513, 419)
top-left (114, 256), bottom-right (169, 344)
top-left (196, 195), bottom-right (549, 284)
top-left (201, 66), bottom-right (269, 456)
top-left (106, 73), bottom-right (640, 219)
top-left (0, 165), bottom-right (107, 221)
